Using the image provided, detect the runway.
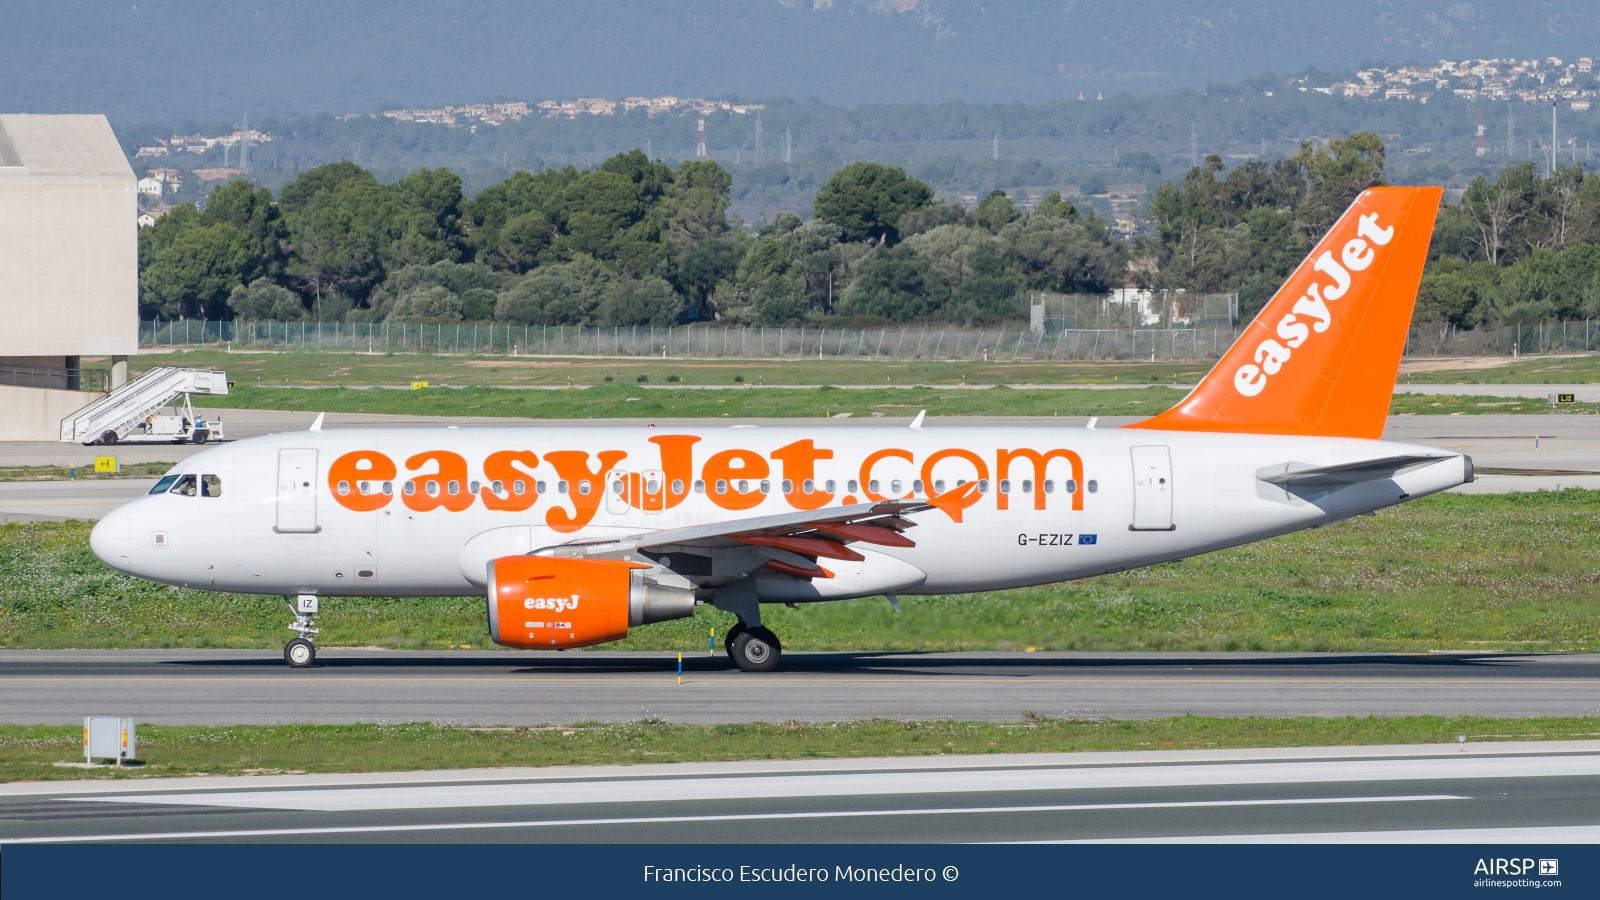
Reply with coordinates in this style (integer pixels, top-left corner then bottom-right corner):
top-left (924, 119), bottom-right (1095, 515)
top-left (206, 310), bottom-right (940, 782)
top-left (4, 650), bottom-right (1598, 726)
top-left (2, 742), bottom-right (1598, 843)
top-left (3, 409), bottom-right (1598, 521)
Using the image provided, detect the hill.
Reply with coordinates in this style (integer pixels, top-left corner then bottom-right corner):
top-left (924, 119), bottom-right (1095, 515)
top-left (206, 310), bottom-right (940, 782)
top-left (6, 1), bottom-right (1600, 119)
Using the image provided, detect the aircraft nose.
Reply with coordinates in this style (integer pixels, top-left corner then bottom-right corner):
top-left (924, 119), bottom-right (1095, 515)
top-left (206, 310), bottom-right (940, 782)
top-left (90, 505), bottom-right (134, 573)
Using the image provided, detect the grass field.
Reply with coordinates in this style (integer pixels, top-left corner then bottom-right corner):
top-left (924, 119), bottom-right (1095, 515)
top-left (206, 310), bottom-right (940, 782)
top-left (194, 383), bottom-right (1600, 420)
top-left (120, 348), bottom-right (1600, 390)
top-left (0, 462), bottom-right (176, 483)
top-left (1404, 355), bottom-right (1600, 385)
top-left (4, 490), bottom-right (1597, 654)
top-left (5, 716), bottom-right (1598, 781)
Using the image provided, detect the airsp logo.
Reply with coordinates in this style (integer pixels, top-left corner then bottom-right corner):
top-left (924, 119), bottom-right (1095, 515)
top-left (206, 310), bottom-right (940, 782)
top-left (525, 594), bottom-right (580, 611)
top-left (1233, 212), bottom-right (1394, 398)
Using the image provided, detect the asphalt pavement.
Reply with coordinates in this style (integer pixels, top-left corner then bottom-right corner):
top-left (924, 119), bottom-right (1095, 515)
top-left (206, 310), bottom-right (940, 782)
top-left (4, 650), bottom-right (1597, 726)
top-left (2, 742), bottom-right (1597, 843)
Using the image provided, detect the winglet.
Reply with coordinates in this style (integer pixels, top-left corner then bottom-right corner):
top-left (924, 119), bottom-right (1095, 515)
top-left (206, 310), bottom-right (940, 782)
top-left (1127, 186), bottom-right (1442, 440)
top-left (909, 410), bottom-right (925, 430)
top-left (309, 413), bottom-right (325, 432)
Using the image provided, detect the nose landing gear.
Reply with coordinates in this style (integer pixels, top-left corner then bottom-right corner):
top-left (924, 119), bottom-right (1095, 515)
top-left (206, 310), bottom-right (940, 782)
top-left (284, 594), bottom-right (319, 668)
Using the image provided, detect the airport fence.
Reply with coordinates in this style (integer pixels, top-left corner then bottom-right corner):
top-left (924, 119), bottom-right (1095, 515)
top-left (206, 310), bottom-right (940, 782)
top-left (140, 319), bottom-right (1242, 361)
top-left (138, 319), bottom-right (1600, 362)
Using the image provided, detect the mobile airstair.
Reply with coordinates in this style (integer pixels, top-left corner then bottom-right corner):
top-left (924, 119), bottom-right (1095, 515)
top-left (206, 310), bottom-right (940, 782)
top-left (59, 367), bottom-right (230, 445)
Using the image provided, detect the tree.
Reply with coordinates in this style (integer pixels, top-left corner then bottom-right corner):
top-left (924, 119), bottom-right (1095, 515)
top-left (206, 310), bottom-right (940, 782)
top-left (836, 244), bottom-right (946, 321)
top-left (898, 201), bottom-right (976, 238)
top-left (813, 162), bottom-right (933, 245)
top-left (494, 257), bottom-right (613, 325)
top-left (386, 284), bottom-right (462, 322)
top-left (227, 278), bottom-right (305, 320)
top-left (1032, 192), bottom-right (1079, 221)
top-left (598, 275), bottom-right (685, 326)
top-left (976, 190), bottom-right (1020, 233)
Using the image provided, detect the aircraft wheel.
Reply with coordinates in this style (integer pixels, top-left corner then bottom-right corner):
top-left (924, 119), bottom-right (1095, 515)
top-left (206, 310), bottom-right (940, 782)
top-left (729, 627), bottom-right (781, 673)
top-left (723, 622), bottom-right (746, 657)
top-left (284, 638), bottom-right (316, 668)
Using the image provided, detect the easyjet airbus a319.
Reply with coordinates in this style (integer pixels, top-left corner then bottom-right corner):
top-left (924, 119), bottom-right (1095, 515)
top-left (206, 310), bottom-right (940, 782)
top-left (92, 187), bottom-right (1468, 671)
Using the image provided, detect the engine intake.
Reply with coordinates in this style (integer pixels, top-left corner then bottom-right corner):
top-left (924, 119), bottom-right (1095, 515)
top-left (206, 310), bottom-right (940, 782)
top-left (485, 555), bottom-right (695, 649)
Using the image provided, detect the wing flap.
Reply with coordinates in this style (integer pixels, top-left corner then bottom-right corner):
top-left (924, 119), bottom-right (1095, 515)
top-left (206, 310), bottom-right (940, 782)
top-left (536, 499), bottom-right (928, 559)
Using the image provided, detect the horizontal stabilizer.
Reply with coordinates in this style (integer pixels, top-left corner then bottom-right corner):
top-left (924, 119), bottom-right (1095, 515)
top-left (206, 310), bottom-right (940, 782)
top-left (1258, 454), bottom-right (1455, 488)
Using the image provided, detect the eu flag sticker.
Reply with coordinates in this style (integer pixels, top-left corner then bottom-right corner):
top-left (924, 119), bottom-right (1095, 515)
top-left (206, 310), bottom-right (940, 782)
top-left (1078, 534), bottom-right (1097, 545)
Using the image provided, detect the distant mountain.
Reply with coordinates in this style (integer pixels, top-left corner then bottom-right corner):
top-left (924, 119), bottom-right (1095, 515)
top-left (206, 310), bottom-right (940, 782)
top-left (6, 1), bottom-right (1599, 120)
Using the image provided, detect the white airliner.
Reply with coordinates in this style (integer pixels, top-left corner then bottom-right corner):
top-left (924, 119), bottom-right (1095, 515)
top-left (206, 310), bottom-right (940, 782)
top-left (92, 187), bottom-right (1467, 671)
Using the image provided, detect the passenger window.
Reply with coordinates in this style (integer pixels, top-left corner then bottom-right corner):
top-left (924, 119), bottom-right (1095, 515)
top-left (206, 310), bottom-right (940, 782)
top-left (148, 475), bottom-right (179, 495)
top-left (201, 475), bottom-right (222, 498)
top-left (170, 474), bottom-right (198, 497)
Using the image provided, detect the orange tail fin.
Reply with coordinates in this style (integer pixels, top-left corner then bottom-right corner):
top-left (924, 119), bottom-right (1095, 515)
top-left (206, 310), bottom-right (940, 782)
top-left (1128, 186), bottom-right (1442, 440)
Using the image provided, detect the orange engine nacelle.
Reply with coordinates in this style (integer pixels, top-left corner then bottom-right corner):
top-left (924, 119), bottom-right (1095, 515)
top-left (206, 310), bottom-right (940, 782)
top-left (485, 555), bottom-right (695, 649)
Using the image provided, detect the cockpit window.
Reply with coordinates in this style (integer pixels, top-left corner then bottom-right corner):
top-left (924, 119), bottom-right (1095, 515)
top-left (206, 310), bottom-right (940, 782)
top-left (148, 475), bottom-right (179, 495)
top-left (170, 474), bottom-right (198, 497)
top-left (201, 474), bottom-right (222, 498)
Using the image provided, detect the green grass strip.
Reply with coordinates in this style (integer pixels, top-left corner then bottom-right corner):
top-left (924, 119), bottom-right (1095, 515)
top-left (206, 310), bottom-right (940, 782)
top-left (3, 490), bottom-right (1599, 653)
top-left (5, 717), bottom-right (1597, 782)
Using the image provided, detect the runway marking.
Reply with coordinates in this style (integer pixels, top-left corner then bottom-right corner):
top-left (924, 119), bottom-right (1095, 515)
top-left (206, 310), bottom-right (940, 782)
top-left (70, 754), bottom-right (1600, 812)
top-left (0, 795), bottom-right (1465, 844)
top-left (1040, 824), bottom-right (1600, 844)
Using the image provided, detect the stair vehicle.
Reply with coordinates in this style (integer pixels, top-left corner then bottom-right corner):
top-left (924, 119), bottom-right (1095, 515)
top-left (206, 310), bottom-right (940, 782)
top-left (60, 367), bottom-right (229, 445)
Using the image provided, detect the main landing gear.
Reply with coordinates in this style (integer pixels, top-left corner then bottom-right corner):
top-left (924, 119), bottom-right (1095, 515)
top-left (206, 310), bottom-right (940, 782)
top-left (724, 622), bottom-right (782, 673)
top-left (284, 594), bottom-right (319, 668)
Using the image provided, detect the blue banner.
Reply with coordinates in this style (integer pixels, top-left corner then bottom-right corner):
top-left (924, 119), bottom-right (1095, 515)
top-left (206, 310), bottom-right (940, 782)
top-left (3, 844), bottom-right (1594, 898)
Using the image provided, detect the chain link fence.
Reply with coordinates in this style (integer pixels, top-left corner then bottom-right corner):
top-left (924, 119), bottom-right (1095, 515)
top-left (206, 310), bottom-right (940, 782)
top-left (139, 318), bottom-right (1600, 362)
top-left (141, 319), bottom-right (1244, 361)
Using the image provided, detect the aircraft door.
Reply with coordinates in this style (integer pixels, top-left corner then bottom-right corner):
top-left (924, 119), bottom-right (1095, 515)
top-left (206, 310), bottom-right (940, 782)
top-left (276, 449), bottom-right (320, 533)
top-left (640, 470), bottom-right (665, 514)
top-left (605, 471), bottom-right (631, 515)
top-left (1130, 445), bottom-right (1174, 531)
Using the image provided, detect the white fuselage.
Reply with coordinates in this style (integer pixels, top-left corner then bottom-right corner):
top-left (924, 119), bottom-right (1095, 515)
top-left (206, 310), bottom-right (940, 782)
top-left (89, 424), bottom-right (1470, 601)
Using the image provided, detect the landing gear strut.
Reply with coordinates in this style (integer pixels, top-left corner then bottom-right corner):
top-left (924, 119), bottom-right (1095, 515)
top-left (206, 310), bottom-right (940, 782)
top-left (284, 594), bottom-right (319, 668)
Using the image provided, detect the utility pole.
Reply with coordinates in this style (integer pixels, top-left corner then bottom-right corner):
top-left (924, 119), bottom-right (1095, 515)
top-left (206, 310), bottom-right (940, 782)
top-left (239, 113), bottom-right (250, 174)
top-left (695, 110), bottom-right (707, 159)
top-left (1190, 122), bottom-right (1197, 168)
top-left (785, 126), bottom-right (791, 164)
top-left (1551, 100), bottom-right (1558, 175)
top-left (755, 110), bottom-right (762, 165)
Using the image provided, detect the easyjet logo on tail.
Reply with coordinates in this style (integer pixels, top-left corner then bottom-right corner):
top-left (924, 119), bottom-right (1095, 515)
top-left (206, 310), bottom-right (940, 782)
top-left (1233, 212), bottom-right (1394, 398)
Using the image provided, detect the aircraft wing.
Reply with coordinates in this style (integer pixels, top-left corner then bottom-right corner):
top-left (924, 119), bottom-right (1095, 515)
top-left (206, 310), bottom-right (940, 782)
top-left (534, 497), bottom-right (960, 578)
top-left (1258, 453), bottom-right (1456, 488)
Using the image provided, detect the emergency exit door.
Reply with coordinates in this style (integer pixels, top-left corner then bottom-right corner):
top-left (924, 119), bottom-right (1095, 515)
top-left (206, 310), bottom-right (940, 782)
top-left (276, 449), bottom-right (319, 533)
top-left (1130, 445), bottom-right (1174, 531)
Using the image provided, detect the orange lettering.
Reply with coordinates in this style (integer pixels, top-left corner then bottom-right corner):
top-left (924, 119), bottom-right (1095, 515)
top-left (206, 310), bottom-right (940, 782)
top-left (480, 450), bottom-right (540, 512)
top-left (858, 448), bottom-right (913, 501)
top-left (544, 450), bottom-right (628, 532)
top-left (771, 439), bottom-right (835, 510)
top-left (327, 451), bottom-right (396, 511)
top-left (996, 448), bottom-right (1084, 511)
top-left (702, 448), bottom-right (770, 511)
top-left (403, 451), bottom-right (474, 512)
top-left (647, 434), bottom-right (701, 511)
top-left (920, 448), bottom-right (988, 519)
